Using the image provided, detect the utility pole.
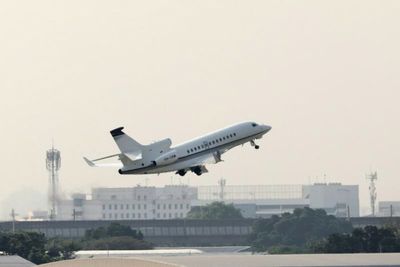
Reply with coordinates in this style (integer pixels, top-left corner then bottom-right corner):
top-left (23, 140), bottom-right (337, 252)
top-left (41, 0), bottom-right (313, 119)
top-left (218, 178), bottom-right (226, 201)
top-left (10, 209), bottom-right (18, 233)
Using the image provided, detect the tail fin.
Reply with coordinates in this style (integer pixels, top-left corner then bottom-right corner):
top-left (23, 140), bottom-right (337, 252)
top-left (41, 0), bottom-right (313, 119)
top-left (110, 127), bottom-right (143, 160)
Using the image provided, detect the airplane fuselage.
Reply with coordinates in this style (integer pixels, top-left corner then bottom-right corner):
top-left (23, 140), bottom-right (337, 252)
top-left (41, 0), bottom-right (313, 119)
top-left (118, 122), bottom-right (271, 175)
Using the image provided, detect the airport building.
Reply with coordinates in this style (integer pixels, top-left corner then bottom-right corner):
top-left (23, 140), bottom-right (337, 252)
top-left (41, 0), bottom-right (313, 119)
top-left (57, 185), bottom-right (197, 221)
top-left (56, 182), bottom-right (359, 220)
top-left (195, 183), bottom-right (359, 218)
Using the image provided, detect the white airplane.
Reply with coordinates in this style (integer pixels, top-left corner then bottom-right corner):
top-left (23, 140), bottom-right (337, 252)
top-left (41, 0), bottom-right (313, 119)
top-left (84, 121), bottom-right (271, 176)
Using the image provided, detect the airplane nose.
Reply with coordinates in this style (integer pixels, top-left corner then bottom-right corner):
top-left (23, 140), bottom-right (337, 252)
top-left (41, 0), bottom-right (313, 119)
top-left (262, 125), bottom-right (272, 133)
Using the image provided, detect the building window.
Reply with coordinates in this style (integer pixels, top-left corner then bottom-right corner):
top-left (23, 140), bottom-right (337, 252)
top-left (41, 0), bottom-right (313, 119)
top-left (169, 213), bottom-right (172, 218)
top-left (144, 213), bottom-right (147, 219)
top-left (126, 213), bottom-right (129, 218)
top-left (132, 213), bottom-right (135, 218)
top-left (163, 213), bottom-right (166, 218)
top-left (102, 213), bottom-right (106, 219)
top-left (109, 214), bottom-right (112, 219)
top-left (138, 213), bottom-right (141, 219)
top-left (144, 195), bottom-right (147, 201)
top-left (114, 204), bottom-right (118, 210)
top-left (132, 204), bottom-right (135, 210)
top-left (157, 213), bottom-right (160, 218)
top-left (157, 204), bottom-right (160, 209)
top-left (175, 204), bottom-right (178, 209)
top-left (114, 213), bottom-right (118, 219)
top-left (121, 213), bottom-right (124, 219)
top-left (180, 204), bottom-right (183, 209)
top-left (138, 195), bottom-right (141, 201)
top-left (126, 204), bottom-right (129, 209)
top-left (109, 204), bottom-right (112, 210)
top-left (102, 204), bottom-right (106, 210)
top-left (144, 204), bottom-right (147, 209)
top-left (120, 204), bottom-right (124, 210)
top-left (168, 204), bottom-right (171, 209)
top-left (163, 204), bottom-right (166, 209)
top-left (186, 204), bottom-right (190, 209)
top-left (138, 204), bottom-right (141, 210)
top-left (180, 213), bottom-right (183, 218)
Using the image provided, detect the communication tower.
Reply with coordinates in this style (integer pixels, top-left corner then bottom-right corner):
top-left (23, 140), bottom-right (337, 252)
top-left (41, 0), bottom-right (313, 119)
top-left (46, 146), bottom-right (61, 220)
top-left (366, 171), bottom-right (378, 216)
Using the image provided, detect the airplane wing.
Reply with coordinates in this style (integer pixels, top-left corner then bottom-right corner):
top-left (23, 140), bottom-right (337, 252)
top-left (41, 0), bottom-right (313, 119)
top-left (188, 151), bottom-right (223, 168)
top-left (83, 155), bottom-right (123, 168)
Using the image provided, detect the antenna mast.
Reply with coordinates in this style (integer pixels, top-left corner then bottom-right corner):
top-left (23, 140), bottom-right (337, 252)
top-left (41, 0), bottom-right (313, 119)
top-left (46, 145), bottom-right (61, 220)
top-left (366, 171), bottom-right (378, 216)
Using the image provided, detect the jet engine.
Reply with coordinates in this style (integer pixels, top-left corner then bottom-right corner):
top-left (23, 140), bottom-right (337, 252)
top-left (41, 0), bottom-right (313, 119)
top-left (152, 150), bottom-right (178, 166)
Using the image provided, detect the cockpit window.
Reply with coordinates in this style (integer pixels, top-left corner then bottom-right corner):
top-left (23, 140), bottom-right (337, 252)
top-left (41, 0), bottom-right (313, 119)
top-left (251, 123), bottom-right (258, 127)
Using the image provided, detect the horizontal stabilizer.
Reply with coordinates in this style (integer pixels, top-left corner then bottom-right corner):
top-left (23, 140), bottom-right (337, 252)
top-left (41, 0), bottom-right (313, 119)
top-left (83, 156), bottom-right (123, 168)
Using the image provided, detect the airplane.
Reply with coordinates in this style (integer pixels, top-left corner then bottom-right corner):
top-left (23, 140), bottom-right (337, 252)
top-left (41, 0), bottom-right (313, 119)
top-left (84, 121), bottom-right (271, 176)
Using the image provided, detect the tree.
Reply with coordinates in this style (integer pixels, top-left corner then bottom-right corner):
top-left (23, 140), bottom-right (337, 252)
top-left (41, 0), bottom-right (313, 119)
top-left (85, 223), bottom-right (144, 240)
top-left (83, 236), bottom-right (153, 250)
top-left (249, 208), bottom-right (353, 252)
top-left (82, 223), bottom-right (152, 250)
top-left (311, 226), bottom-right (400, 253)
top-left (186, 202), bottom-right (243, 219)
top-left (0, 231), bottom-right (51, 264)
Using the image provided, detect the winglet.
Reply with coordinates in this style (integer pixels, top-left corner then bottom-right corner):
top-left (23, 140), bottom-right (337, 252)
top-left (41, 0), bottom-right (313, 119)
top-left (83, 157), bottom-right (96, 167)
top-left (110, 127), bottom-right (125, 137)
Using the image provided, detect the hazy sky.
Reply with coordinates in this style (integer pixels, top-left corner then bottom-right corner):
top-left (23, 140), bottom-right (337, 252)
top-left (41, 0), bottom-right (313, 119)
top-left (0, 1), bottom-right (399, 219)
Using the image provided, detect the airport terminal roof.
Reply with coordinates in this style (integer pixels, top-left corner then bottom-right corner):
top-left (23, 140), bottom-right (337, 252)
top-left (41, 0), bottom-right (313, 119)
top-left (0, 255), bottom-right (35, 267)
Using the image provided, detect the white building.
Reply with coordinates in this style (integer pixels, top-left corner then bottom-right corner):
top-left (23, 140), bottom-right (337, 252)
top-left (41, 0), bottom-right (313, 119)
top-left (57, 182), bottom-right (359, 220)
top-left (196, 183), bottom-right (359, 218)
top-left (57, 185), bottom-right (197, 221)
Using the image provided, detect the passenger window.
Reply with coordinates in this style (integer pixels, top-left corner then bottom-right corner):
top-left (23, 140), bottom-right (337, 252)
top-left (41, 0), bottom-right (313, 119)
top-left (187, 150), bottom-right (189, 153)
top-left (230, 134), bottom-right (233, 137)
top-left (212, 141), bottom-right (215, 144)
top-left (223, 137), bottom-right (225, 140)
top-left (216, 139), bottom-right (219, 143)
top-left (197, 146), bottom-right (200, 149)
top-left (201, 145), bottom-right (204, 149)
top-left (194, 147), bottom-right (197, 151)
top-left (209, 142), bottom-right (212, 146)
top-left (191, 149), bottom-right (193, 152)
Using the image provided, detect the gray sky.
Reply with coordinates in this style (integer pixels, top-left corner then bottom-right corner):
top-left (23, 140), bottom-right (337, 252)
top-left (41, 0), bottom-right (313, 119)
top-left (0, 1), bottom-right (399, 219)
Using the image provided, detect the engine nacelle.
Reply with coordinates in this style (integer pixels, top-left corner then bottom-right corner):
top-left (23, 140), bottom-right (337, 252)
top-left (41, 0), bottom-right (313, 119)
top-left (153, 150), bottom-right (178, 166)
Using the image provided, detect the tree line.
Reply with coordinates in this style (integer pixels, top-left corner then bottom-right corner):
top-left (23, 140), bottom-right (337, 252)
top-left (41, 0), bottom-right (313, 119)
top-left (249, 207), bottom-right (400, 254)
top-left (0, 223), bottom-right (152, 264)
